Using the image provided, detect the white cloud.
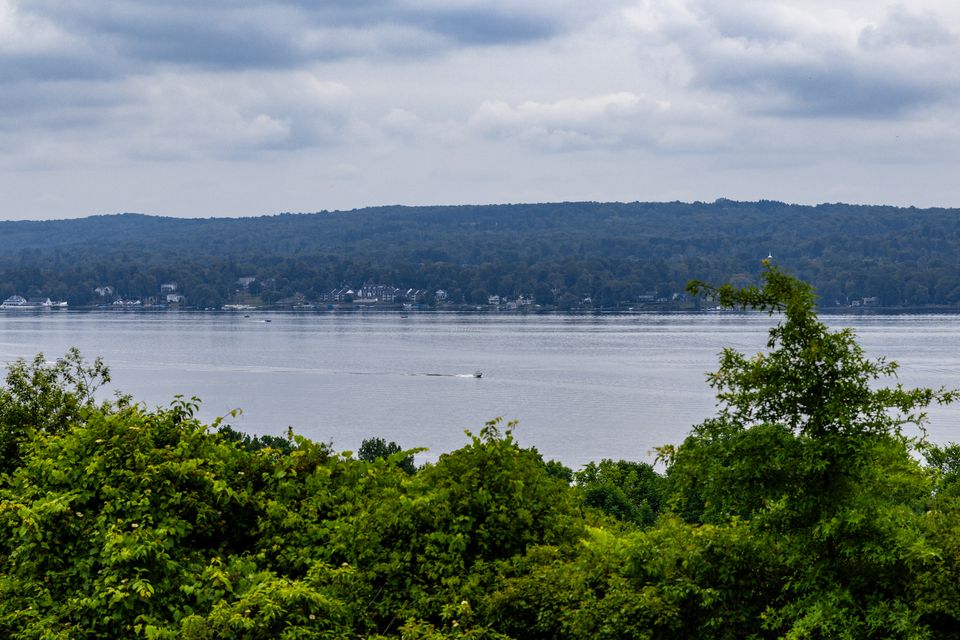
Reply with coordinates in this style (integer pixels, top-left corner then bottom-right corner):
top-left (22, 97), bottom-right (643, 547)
top-left (859, 5), bottom-right (954, 49)
top-left (623, 0), bottom-right (960, 117)
top-left (0, 0), bottom-right (78, 54)
top-left (469, 92), bottom-right (728, 152)
top-left (470, 93), bottom-right (660, 150)
top-left (116, 71), bottom-right (355, 160)
top-left (378, 108), bottom-right (423, 136)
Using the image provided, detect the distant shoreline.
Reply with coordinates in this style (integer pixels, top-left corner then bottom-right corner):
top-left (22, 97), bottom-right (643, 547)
top-left (2, 305), bottom-right (959, 316)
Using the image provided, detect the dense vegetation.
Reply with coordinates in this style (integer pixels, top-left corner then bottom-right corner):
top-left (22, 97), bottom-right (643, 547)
top-left (2, 200), bottom-right (960, 308)
top-left (3, 266), bottom-right (960, 638)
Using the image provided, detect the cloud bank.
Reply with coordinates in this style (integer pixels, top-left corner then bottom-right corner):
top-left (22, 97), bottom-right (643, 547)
top-left (2, 0), bottom-right (960, 218)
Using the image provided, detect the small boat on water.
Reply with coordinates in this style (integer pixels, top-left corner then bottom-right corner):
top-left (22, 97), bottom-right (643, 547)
top-left (473, 371), bottom-right (482, 378)
top-left (1, 295), bottom-right (68, 310)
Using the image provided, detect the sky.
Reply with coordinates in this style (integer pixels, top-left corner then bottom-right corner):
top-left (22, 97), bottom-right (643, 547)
top-left (2, 0), bottom-right (960, 219)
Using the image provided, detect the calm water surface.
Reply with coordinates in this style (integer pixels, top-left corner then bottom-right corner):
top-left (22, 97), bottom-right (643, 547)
top-left (0, 311), bottom-right (958, 469)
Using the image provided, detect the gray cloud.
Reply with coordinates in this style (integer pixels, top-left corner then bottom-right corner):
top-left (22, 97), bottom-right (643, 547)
top-left (0, 80), bottom-right (125, 131)
top-left (0, 49), bottom-right (119, 83)
top-left (7, 1), bottom-right (562, 75)
top-left (649, 1), bottom-right (960, 118)
top-left (859, 5), bottom-right (954, 49)
top-left (418, 7), bottom-right (556, 46)
top-left (689, 52), bottom-right (947, 118)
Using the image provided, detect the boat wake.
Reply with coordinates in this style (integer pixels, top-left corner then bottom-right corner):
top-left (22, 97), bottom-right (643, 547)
top-left (411, 371), bottom-right (483, 379)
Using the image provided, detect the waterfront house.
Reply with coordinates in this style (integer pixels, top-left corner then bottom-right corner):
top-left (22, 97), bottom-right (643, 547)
top-left (360, 284), bottom-right (400, 303)
top-left (333, 288), bottom-right (355, 303)
top-left (403, 288), bottom-right (427, 302)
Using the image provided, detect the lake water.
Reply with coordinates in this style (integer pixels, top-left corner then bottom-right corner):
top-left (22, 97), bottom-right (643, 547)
top-left (0, 311), bottom-right (958, 469)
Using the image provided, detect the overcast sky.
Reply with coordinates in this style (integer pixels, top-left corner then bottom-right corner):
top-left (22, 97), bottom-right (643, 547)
top-left (2, 0), bottom-right (959, 219)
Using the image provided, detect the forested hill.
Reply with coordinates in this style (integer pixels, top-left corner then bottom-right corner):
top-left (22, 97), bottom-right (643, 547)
top-left (1, 199), bottom-right (958, 308)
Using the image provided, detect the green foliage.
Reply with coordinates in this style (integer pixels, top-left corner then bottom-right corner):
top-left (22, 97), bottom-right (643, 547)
top-left (674, 263), bottom-right (957, 636)
top-left (487, 518), bottom-right (777, 640)
top-left (676, 265), bottom-right (953, 528)
top-left (0, 347), bottom-right (114, 476)
top-left (416, 420), bottom-right (583, 562)
top-left (0, 399), bottom-right (251, 637)
top-left (541, 459), bottom-right (573, 483)
top-left (686, 266), bottom-right (951, 440)
top-left (574, 459), bottom-right (664, 525)
top-left (317, 419), bottom-right (584, 632)
top-left (358, 436), bottom-right (416, 474)
top-left (0, 389), bottom-right (585, 638)
top-left (218, 424), bottom-right (297, 455)
top-left (178, 561), bottom-right (357, 640)
top-left (925, 442), bottom-right (960, 499)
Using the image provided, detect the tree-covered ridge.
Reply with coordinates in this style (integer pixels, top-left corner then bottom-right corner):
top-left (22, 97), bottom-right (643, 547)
top-left (2, 267), bottom-right (960, 637)
top-left (1, 200), bottom-right (959, 308)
